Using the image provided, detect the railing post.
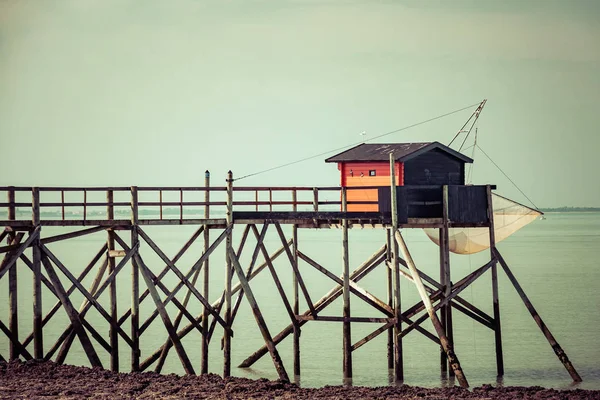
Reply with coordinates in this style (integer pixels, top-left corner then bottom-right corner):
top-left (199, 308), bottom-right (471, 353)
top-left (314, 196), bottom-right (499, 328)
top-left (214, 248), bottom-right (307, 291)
top-left (389, 153), bottom-right (403, 381)
top-left (313, 188), bottom-right (318, 212)
top-left (32, 187), bottom-right (43, 359)
top-left (130, 186), bottom-right (140, 371)
top-left (107, 189), bottom-right (119, 371)
top-left (341, 187), bottom-right (352, 384)
top-left (201, 170), bottom-right (210, 374)
top-left (224, 171), bottom-right (233, 377)
top-left (7, 187), bottom-right (18, 360)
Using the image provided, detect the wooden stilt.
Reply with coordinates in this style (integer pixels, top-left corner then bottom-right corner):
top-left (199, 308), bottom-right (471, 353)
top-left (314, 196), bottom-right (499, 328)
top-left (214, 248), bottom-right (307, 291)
top-left (228, 246), bottom-right (289, 382)
top-left (202, 170), bottom-right (210, 374)
top-left (130, 186), bottom-right (140, 371)
top-left (116, 226), bottom-right (204, 328)
top-left (389, 154), bottom-right (403, 381)
top-left (139, 238), bottom-right (291, 372)
top-left (7, 188), bottom-right (18, 360)
top-left (32, 187), bottom-right (43, 359)
top-left (224, 171), bottom-right (233, 377)
top-left (239, 245), bottom-right (387, 368)
top-left (341, 188), bottom-right (352, 383)
top-left (441, 185), bottom-right (453, 377)
top-left (386, 229), bottom-right (393, 370)
top-left (493, 248), bottom-right (581, 383)
top-left (107, 190), bottom-right (119, 372)
top-left (487, 186), bottom-right (504, 377)
top-left (395, 230), bottom-right (469, 388)
top-left (135, 252), bottom-right (195, 375)
top-left (41, 254), bottom-right (103, 368)
top-left (292, 189), bottom-right (301, 379)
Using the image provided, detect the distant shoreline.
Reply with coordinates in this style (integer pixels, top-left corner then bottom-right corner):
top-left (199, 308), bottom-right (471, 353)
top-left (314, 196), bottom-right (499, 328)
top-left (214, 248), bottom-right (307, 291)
top-left (539, 208), bottom-right (600, 212)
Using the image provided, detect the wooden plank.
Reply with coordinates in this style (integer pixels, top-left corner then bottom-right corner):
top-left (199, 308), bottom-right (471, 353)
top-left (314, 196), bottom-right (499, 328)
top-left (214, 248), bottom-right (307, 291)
top-left (352, 322), bottom-right (394, 352)
top-left (136, 227), bottom-right (231, 333)
top-left (40, 254), bottom-right (103, 368)
top-left (274, 222), bottom-right (316, 316)
top-left (41, 226), bottom-right (107, 245)
top-left (0, 228), bottom-right (38, 279)
top-left (131, 227), bottom-right (228, 335)
top-left (115, 226), bottom-right (204, 327)
top-left (41, 244), bottom-right (133, 358)
top-left (298, 251), bottom-right (392, 316)
top-left (231, 225), bottom-right (268, 323)
top-left (40, 243), bottom-right (137, 361)
top-left (21, 244), bottom-right (106, 349)
top-left (255, 227), bottom-right (297, 327)
top-left (228, 246), bottom-right (290, 382)
top-left (493, 247), bottom-right (581, 383)
top-left (55, 254), bottom-right (110, 364)
top-left (395, 230), bottom-right (469, 388)
top-left (0, 319), bottom-right (33, 360)
top-left (136, 253), bottom-right (195, 375)
top-left (297, 316), bottom-right (394, 323)
top-left (238, 245), bottom-right (387, 368)
top-left (139, 238), bottom-right (292, 372)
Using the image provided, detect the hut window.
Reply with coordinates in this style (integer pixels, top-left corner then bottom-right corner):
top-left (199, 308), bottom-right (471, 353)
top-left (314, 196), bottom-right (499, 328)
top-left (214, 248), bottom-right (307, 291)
top-left (369, 170), bottom-right (376, 177)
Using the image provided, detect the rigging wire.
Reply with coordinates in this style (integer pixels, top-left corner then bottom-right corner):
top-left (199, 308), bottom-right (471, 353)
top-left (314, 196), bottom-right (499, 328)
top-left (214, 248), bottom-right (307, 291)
top-left (476, 144), bottom-right (540, 210)
top-left (448, 99), bottom-right (486, 148)
top-left (466, 127), bottom-right (479, 184)
top-left (234, 101), bottom-right (484, 181)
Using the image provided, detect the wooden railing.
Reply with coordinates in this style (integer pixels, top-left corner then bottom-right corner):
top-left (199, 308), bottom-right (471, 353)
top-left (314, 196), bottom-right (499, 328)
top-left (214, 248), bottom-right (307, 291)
top-left (0, 182), bottom-right (381, 226)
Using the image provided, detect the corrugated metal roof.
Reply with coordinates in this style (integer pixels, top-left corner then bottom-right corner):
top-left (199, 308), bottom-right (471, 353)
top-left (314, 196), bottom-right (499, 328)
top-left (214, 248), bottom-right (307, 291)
top-left (324, 141), bottom-right (473, 163)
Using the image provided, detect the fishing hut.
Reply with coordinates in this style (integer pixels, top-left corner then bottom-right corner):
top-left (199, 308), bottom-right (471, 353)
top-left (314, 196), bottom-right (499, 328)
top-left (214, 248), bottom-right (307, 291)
top-left (0, 148), bottom-right (581, 388)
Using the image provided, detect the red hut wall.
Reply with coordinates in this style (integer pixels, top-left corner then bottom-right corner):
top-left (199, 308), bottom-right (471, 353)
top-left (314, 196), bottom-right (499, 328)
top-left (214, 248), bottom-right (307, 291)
top-left (339, 162), bottom-right (403, 211)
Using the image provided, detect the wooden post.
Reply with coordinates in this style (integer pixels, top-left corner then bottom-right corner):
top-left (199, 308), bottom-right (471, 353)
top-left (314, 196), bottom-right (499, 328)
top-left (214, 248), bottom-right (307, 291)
top-left (228, 246), bottom-right (289, 382)
top-left (389, 154), bottom-right (403, 381)
top-left (395, 230), bottom-right (469, 388)
top-left (341, 187), bottom-right (352, 384)
top-left (487, 185), bottom-right (504, 376)
top-left (201, 170), bottom-right (210, 374)
top-left (493, 248), bottom-right (581, 382)
top-left (7, 187), bottom-right (18, 360)
top-left (107, 190), bottom-right (119, 371)
top-left (440, 185), bottom-right (453, 376)
top-left (32, 187), bottom-right (43, 359)
top-left (386, 228), bottom-right (393, 370)
top-left (130, 186), bottom-right (140, 371)
top-left (292, 189), bottom-right (300, 379)
top-left (224, 171), bottom-right (233, 377)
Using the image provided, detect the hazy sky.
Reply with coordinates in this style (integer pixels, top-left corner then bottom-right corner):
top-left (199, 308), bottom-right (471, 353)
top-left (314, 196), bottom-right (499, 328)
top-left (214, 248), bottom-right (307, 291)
top-left (1, 0), bottom-right (599, 207)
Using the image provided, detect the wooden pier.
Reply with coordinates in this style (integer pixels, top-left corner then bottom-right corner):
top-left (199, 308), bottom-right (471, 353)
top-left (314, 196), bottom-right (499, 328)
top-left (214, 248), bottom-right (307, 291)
top-left (0, 170), bottom-right (581, 387)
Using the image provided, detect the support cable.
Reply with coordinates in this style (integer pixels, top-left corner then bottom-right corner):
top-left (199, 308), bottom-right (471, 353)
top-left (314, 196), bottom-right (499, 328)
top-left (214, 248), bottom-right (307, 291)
top-left (235, 101), bottom-right (484, 182)
top-left (476, 144), bottom-right (540, 210)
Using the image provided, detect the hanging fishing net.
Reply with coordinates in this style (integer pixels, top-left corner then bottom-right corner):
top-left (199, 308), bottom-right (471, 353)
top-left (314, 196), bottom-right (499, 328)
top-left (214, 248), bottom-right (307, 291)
top-left (423, 193), bottom-right (542, 255)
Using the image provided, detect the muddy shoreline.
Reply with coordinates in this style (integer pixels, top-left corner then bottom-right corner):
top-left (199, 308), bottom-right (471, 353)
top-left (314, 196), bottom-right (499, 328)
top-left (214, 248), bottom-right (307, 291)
top-left (1, 360), bottom-right (598, 399)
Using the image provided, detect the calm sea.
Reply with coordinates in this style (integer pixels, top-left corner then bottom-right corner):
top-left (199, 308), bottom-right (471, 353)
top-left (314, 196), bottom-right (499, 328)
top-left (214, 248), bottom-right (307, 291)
top-left (1, 212), bottom-right (599, 389)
